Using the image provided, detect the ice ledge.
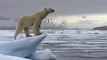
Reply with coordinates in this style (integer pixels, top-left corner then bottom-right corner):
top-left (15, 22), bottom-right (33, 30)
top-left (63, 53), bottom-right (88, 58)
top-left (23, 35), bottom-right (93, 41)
top-left (0, 33), bottom-right (47, 57)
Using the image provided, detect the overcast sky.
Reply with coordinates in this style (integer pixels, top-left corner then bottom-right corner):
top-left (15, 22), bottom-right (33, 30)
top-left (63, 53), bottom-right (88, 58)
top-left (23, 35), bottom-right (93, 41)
top-left (0, 0), bottom-right (107, 17)
top-left (0, 0), bottom-right (107, 29)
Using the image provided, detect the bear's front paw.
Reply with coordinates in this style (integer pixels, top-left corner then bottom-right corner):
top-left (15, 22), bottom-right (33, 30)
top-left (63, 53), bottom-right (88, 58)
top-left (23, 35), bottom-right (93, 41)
top-left (29, 35), bottom-right (32, 37)
top-left (35, 32), bottom-right (42, 36)
top-left (26, 35), bottom-right (32, 37)
top-left (39, 32), bottom-right (42, 35)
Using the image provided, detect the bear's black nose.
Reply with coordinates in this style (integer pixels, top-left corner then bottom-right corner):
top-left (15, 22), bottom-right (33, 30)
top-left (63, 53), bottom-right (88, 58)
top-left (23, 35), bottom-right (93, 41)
top-left (52, 10), bottom-right (55, 12)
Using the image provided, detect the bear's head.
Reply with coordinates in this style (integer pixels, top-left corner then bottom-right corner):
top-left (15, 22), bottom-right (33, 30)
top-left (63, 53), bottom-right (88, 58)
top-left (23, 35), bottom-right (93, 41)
top-left (44, 8), bottom-right (55, 13)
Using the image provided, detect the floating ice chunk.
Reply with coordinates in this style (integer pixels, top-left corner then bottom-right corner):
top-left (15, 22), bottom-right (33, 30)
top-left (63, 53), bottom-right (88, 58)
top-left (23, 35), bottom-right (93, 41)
top-left (0, 54), bottom-right (31, 60)
top-left (30, 49), bottom-right (56, 60)
top-left (0, 33), bottom-right (47, 58)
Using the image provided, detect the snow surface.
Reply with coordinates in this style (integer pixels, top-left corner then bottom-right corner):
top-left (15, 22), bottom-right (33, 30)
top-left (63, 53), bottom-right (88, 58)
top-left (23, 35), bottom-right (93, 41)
top-left (30, 49), bottom-right (56, 60)
top-left (0, 32), bottom-right (56, 60)
top-left (0, 54), bottom-right (31, 60)
top-left (0, 33), bottom-right (47, 57)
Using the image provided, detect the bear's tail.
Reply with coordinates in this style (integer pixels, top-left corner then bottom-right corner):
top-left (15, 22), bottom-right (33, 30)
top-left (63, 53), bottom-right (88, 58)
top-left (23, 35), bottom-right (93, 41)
top-left (14, 22), bottom-right (23, 40)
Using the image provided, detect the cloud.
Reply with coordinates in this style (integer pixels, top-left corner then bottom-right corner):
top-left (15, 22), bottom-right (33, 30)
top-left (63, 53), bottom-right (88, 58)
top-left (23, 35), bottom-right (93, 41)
top-left (78, 20), bottom-right (97, 24)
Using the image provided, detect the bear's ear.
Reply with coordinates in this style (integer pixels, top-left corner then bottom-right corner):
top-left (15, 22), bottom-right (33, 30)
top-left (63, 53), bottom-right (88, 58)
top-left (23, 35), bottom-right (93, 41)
top-left (44, 8), bottom-right (47, 10)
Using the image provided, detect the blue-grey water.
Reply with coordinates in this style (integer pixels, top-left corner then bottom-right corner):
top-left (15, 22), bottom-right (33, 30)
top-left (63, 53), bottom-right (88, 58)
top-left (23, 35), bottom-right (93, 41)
top-left (1, 30), bottom-right (107, 60)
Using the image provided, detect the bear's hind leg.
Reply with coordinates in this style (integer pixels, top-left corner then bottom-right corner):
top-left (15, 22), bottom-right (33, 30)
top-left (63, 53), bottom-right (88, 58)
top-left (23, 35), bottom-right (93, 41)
top-left (24, 27), bottom-right (32, 37)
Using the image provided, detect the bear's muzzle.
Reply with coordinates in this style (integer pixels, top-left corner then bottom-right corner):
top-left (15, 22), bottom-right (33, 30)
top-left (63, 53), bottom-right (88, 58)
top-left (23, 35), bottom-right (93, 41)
top-left (51, 10), bottom-right (55, 13)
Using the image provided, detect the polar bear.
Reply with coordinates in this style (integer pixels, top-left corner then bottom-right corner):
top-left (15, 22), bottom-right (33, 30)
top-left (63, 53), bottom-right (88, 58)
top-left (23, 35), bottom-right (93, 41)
top-left (14, 8), bottom-right (55, 39)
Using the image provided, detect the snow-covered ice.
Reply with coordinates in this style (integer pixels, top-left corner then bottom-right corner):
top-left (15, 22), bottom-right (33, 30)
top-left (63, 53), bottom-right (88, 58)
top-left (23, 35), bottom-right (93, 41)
top-left (0, 33), bottom-right (47, 57)
top-left (0, 54), bottom-right (31, 60)
top-left (0, 32), bottom-right (56, 60)
top-left (30, 49), bottom-right (56, 60)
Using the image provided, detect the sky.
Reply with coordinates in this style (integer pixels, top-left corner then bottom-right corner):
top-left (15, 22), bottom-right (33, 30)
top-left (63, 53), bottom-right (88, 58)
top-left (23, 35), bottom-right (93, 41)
top-left (0, 0), bottom-right (107, 29)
